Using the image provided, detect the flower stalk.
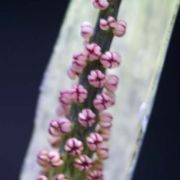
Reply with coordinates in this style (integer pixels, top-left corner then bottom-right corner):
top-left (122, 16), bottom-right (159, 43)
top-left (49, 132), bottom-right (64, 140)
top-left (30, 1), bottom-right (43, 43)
top-left (36, 0), bottom-right (126, 179)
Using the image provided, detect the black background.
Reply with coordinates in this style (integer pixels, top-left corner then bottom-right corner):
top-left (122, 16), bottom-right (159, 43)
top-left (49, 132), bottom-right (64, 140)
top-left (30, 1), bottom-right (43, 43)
top-left (0, 1), bottom-right (179, 180)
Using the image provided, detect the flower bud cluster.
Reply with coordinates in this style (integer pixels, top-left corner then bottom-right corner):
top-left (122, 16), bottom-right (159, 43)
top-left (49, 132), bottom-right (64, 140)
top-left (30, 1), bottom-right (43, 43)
top-left (36, 1), bottom-right (127, 179)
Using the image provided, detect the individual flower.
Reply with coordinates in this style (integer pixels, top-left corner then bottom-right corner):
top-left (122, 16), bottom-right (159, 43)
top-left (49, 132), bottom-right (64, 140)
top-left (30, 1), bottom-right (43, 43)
top-left (48, 135), bottom-right (61, 148)
top-left (86, 132), bottom-right (103, 151)
top-left (85, 43), bottom-right (102, 61)
top-left (97, 143), bottom-right (109, 160)
top-left (99, 111), bottom-right (113, 128)
top-left (71, 84), bottom-right (88, 103)
top-left (104, 74), bottom-right (119, 92)
top-left (54, 174), bottom-right (68, 180)
top-left (56, 104), bottom-right (70, 116)
top-left (67, 67), bottom-right (79, 80)
top-left (48, 151), bottom-right (63, 167)
top-left (72, 52), bottom-right (87, 72)
top-left (59, 89), bottom-right (73, 106)
top-left (64, 138), bottom-right (83, 155)
top-left (107, 16), bottom-right (117, 28)
top-left (93, 92), bottom-right (115, 111)
top-left (112, 20), bottom-right (127, 37)
top-left (37, 150), bottom-right (49, 167)
top-left (37, 175), bottom-right (48, 180)
top-left (81, 21), bottom-right (93, 40)
top-left (86, 170), bottom-right (103, 180)
top-left (74, 155), bottom-right (92, 171)
top-left (88, 69), bottom-right (105, 88)
top-left (100, 51), bottom-right (121, 69)
top-left (48, 118), bottom-right (72, 136)
top-left (92, 0), bottom-right (109, 10)
top-left (98, 127), bottom-right (111, 141)
top-left (99, 18), bottom-right (109, 30)
top-left (78, 108), bottom-right (96, 127)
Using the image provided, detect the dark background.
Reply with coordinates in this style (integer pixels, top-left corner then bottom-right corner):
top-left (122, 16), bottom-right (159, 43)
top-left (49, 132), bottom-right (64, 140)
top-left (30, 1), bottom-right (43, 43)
top-left (0, 1), bottom-right (179, 180)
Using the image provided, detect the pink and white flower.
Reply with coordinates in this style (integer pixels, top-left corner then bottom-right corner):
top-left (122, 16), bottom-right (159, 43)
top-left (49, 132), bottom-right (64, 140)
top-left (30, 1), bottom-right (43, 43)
top-left (112, 20), bottom-right (127, 37)
top-left (86, 170), bottom-right (103, 180)
top-left (64, 138), bottom-right (83, 155)
top-left (107, 16), bottom-right (117, 28)
top-left (37, 175), bottom-right (48, 180)
top-left (81, 21), bottom-right (93, 40)
top-left (86, 132), bottom-right (103, 151)
top-left (48, 135), bottom-right (61, 148)
top-left (59, 89), bottom-right (73, 106)
top-left (48, 151), bottom-right (63, 167)
top-left (74, 155), bottom-right (92, 171)
top-left (97, 143), bottom-right (109, 160)
top-left (71, 84), bottom-right (88, 103)
top-left (99, 111), bottom-right (113, 128)
top-left (104, 74), bottom-right (119, 92)
top-left (92, 0), bottom-right (109, 10)
top-left (37, 150), bottom-right (49, 167)
top-left (56, 104), bottom-right (70, 116)
top-left (93, 92), bottom-right (115, 111)
top-left (100, 51), bottom-right (121, 69)
top-left (78, 108), bottom-right (96, 127)
top-left (88, 69), bottom-right (105, 88)
top-left (98, 128), bottom-right (111, 141)
top-left (85, 43), bottom-right (102, 61)
top-left (72, 52), bottom-right (87, 72)
top-left (99, 18), bottom-right (109, 30)
top-left (48, 118), bottom-right (72, 136)
top-left (54, 174), bottom-right (68, 180)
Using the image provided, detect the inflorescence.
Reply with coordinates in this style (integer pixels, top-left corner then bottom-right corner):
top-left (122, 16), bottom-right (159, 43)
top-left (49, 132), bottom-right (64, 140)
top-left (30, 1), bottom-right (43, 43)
top-left (36, 0), bottom-right (126, 179)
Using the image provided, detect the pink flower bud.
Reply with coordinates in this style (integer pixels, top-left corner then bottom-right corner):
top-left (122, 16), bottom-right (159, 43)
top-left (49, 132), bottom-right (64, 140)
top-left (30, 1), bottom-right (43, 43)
top-left (112, 20), bottom-right (127, 37)
top-left (48, 118), bottom-right (71, 136)
top-left (87, 170), bottom-right (103, 180)
top-left (64, 138), bottom-right (83, 155)
top-left (99, 18), bottom-right (109, 30)
top-left (85, 43), bottom-right (102, 61)
top-left (93, 92), bottom-right (115, 111)
top-left (92, 0), bottom-right (109, 10)
top-left (56, 104), bottom-right (70, 116)
top-left (67, 66), bottom-right (79, 80)
top-left (100, 51), bottom-right (121, 68)
top-left (59, 90), bottom-right (73, 106)
top-left (104, 74), bottom-right (119, 92)
top-left (81, 21), bottom-right (93, 40)
top-left (48, 135), bottom-right (61, 148)
top-left (71, 84), bottom-right (88, 103)
top-left (72, 52), bottom-right (87, 73)
top-left (74, 155), bottom-right (92, 171)
top-left (97, 143), bottom-right (109, 160)
top-left (54, 174), bottom-right (68, 180)
top-left (48, 151), bottom-right (63, 167)
top-left (37, 175), bottom-right (48, 180)
top-left (98, 128), bottom-right (111, 141)
top-left (86, 132), bottom-right (103, 151)
top-left (78, 108), bottom-right (96, 127)
top-left (37, 150), bottom-right (49, 167)
top-left (99, 111), bottom-right (113, 128)
top-left (88, 69), bottom-right (105, 88)
top-left (107, 16), bottom-right (117, 28)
